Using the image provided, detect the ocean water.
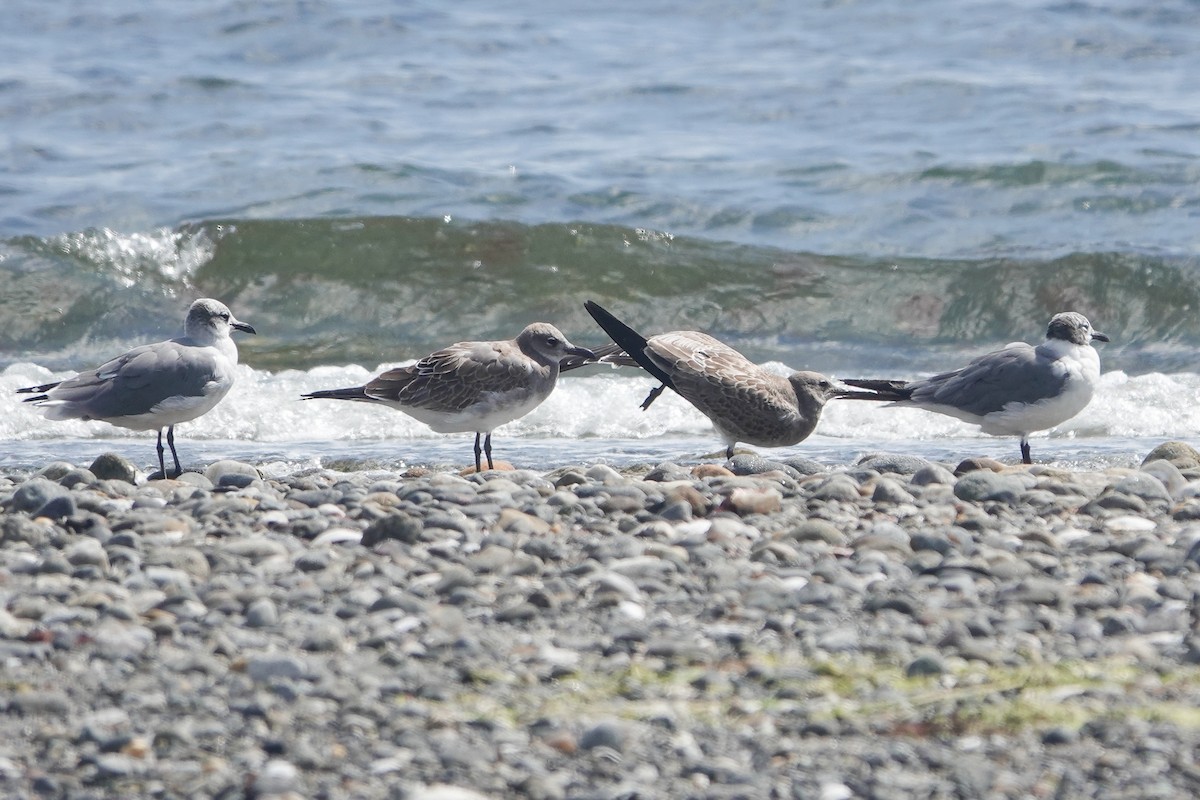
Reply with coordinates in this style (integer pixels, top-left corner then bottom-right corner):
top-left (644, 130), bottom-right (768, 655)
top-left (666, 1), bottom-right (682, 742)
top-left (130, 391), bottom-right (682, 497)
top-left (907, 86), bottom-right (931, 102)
top-left (3, 0), bottom-right (1199, 472)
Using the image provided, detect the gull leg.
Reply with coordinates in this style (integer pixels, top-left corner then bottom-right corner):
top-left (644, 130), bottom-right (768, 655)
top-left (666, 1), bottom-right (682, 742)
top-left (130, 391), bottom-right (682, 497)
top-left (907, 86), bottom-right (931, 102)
top-left (726, 444), bottom-right (735, 459)
top-left (155, 429), bottom-right (168, 478)
top-left (166, 425), bottom-right (183, 477)
top-left (1020, 437), bottom-right (1032, 465)
top-left (484, 432), bottom-right (494, 470)
top-left (640, 383), bottom-right (667, 411)
top-left (473, 433), bottom-right (483, 473)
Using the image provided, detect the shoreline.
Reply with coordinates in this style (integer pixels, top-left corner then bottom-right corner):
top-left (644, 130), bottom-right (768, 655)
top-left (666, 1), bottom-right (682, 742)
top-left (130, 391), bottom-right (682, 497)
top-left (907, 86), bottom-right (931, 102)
top-left (2, 443), bottom-right (1200, 797)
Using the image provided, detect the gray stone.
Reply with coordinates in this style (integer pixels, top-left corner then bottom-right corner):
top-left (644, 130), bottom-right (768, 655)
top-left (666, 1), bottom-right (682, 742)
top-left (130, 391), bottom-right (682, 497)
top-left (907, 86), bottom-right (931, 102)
top-left (362, 512), bottom-right (424, 546)
top-left (88, 453), bottom-right (139, 483)
top-left (1111, 472), bottom-right (1171, 505)
top-left (781, 456), bottom-right (828, 475)
top-left (856, 453), bottom-right (935, 475)
top-left (36, 462), bottom-right (74, 481)
top-left (246, 654), bottom-right (309, 683)
top-left (57, 467), bottom-right (97, 488)
top-left (34, 494), bottom-right (76, 520)
top-left (786, 520), bottom-right (846, 545)
top-left (204, 459), bottom-right (261, 485)
top-left (1141, 459), bottom-right (1186, 498)
top-left (953, 472), bottom-right (1027, 504)
top-left (245, 597), bottom-right (279, 628)
top-left (955, 456), bottom-right (1008, 474)
top-left (1142, 441), bottom-right (1200, 469)
top-left (644, 463), bottom-right (691, 482)
top-left (726, 454), bottom-right (801, 479)
top-left (911, 463), bottom-right (957, 486)
top-left (910, 532), bottom-right (953, 555)
top-left (905, 653), bottom-right (947, 677)
top-left (300, 620), bottom-right (344, 652)
top-left (8, 478), bottom-right (69, 513)
top-left (811, 475), bottom-right (861, 502)
top-left (871, 477), bottom-right (915, 504)
top-left (578, 720), bottom-right (625, 752)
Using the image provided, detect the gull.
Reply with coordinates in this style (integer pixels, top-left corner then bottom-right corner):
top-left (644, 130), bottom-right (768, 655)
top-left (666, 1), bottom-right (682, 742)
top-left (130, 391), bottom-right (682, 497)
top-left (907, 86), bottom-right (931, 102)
top-left (18, 298), bottom-right (256, 478)
top-left (302, 323), bottom-right (595, 472)
top-left (582, 300), bottom-right (857, 458)
top-left (843, 311), bottom-right (1110, 464)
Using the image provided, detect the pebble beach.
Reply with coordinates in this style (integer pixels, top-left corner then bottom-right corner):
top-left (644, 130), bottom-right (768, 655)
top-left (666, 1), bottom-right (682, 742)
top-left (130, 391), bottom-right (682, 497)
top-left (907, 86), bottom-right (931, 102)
top-left (4, 443), bottom-right (1200, 799)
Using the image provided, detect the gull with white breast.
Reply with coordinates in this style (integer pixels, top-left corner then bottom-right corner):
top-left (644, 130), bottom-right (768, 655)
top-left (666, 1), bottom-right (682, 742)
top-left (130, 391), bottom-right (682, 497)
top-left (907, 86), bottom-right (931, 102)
top-left (302, 322), bottom-right (595, 472)
top-left (18, 298), bottom-right (256, 478)
top-left (843, 311), bottom-right (1110, 464)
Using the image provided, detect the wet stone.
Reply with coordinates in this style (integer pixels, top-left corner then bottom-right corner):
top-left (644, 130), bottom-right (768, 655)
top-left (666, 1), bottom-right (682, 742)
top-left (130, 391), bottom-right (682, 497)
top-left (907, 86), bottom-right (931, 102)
top-left (9, 478), bottom-right (70, 514)
top-left (953, 472), bottom-right (1028, 504)
top-left (811, 475), bottom-right (861, 503)
top-left (872, 477), bottom-right (915, 504)
top-left (726, 454), bottom-right (801, 479)
top-left (34, 495), bottom-right (76, 520)
top-left (857, 453), bottom-right (936, 476)
top-left (362, 512), bottom-right (424, 546)
top-left (88, 453), bottom-right (139, 483)
top-left (781, 456), bottom-right (828, 475)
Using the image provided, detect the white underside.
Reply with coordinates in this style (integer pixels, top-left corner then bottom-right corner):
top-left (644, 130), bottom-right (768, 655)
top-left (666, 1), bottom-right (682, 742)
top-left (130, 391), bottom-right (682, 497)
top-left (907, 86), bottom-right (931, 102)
top-left (107, 385), bottom-right (232, 430)
top-left (381, 390), bottom-right (548, 434)
top-left (908, 340), bottom-right (1100, 438)
top-left (41, 380), bottom-right (233, 431)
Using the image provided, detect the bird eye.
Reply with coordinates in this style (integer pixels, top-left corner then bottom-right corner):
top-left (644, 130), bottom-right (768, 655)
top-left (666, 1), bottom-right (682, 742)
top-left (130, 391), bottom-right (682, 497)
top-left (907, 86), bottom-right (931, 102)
top-left (546, 336), bottom-right (560, 347)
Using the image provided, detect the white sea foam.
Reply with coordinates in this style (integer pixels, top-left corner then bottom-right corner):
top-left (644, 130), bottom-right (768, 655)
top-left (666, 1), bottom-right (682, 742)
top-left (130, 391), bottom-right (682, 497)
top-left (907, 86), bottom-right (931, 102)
top-left (5, 360), bottom-right (1198, 449)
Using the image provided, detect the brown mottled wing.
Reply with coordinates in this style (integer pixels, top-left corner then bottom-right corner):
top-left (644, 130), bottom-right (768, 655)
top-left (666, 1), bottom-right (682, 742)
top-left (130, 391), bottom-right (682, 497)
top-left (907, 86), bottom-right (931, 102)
top-left (645, 332), bottom-right (797, 431)
top-left (365, 340), bottom-right (540, 412)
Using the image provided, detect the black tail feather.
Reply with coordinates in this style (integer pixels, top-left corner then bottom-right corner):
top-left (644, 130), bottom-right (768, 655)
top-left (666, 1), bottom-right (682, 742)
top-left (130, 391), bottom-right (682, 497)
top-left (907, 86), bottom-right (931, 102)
top-left (301, 386), bottom-right (372, 402)
top-left (583, 300), bottom-right (676, 392)
top-left (840, 378), bottom-right (913, 401)
top-left (17, 380), bottom-right (60, 396)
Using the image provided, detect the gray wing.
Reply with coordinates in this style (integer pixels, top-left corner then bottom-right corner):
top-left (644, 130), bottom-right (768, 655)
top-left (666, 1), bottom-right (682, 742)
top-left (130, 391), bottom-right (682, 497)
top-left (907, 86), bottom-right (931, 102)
top-left (910, 344), bottom-right (1066, 415)
top-left (44, 341), bottom-right (221, 419)
top-left (366, 340), bottom-right (545, 412)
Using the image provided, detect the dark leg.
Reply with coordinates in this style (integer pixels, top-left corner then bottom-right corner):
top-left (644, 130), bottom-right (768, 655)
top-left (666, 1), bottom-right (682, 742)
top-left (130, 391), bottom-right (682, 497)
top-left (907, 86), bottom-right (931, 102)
top-left (726, 444), bottom-right (735, 459)
top-left (483, 432), bottom-right (494, 470)
top-left (155, 429), bottom-right (168, 478)
top-left (166, 425), bottom-right (182, 477)
top-left (640, 383), bottom-right (667, 411)
top-left (1020, 438), bottom-right (1031, 465)
top-left (473, 432), bottom-right (483, 472)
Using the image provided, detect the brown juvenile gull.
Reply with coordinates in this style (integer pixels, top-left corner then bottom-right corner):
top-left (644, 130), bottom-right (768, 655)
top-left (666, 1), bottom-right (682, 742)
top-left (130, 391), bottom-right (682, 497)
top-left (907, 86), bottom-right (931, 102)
top-left (18, 298), bottom-right (256, 478)
top-left (842, 311), bottom-right (1109, 464)
top-left (582, 300), bottom-right (860, 459)
top-left (302, 322), bottom-right (595, 471)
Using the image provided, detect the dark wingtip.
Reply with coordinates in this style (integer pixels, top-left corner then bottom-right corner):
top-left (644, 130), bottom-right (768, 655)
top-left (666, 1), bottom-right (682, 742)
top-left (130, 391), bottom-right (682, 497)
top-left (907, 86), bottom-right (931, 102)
top-left (16, 381), bottom-right (60, 395)
top-left (300, 386), bottom-right (370, 402)
top-left (583, 300), bottom-right (676, 391)
top-left (838, 378), bottom-right (912, 401)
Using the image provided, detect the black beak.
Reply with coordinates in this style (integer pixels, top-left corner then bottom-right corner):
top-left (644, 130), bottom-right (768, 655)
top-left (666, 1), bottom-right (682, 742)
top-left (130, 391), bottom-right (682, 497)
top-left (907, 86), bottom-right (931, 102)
top-left (567, 345), bottom-right (596, 360)
top-left (1091, 330), bottom-right (1110, 343)
top-left (233, 321), bottom-right (257, 335)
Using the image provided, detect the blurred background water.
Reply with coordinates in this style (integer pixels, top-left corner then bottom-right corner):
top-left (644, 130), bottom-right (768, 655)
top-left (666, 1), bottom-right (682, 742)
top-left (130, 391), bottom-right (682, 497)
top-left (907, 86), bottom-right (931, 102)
top-left (3, 0), bottom-right (1198, 471)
